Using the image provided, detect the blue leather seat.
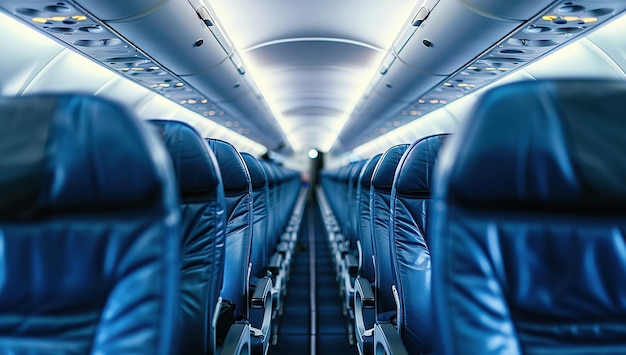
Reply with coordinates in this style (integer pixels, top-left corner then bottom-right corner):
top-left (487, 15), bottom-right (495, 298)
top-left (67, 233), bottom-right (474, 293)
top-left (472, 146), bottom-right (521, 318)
top-left (0, 94), bottom-right (180, 354)
top-left (241, 153), bottom-right (275, 355)
top-left (356, 154), bottom-right (382, 284)
top-left (353, 154), bottom-right (382, 355)
top-left (205, 139), bottom-right (253, 322)
top-left (150, 120), bottom-right (227, 355)
top-left (370, 144), bottom-right (409, 321)
top-left (386, 133), bottom-right (449, 354)
top-left (430, 79), bottom-right (626, 354)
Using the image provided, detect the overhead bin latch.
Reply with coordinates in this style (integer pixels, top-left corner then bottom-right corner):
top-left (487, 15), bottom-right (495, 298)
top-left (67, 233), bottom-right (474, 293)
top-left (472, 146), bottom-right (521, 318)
top-left (412, 7), bottom-right (430, 27)
top-left (196, 6), bottom-right (214, 27)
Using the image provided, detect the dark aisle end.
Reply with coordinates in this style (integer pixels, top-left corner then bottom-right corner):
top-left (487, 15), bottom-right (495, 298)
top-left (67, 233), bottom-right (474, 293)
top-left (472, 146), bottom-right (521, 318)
top-left (271, 200), bottom-right (357, 355)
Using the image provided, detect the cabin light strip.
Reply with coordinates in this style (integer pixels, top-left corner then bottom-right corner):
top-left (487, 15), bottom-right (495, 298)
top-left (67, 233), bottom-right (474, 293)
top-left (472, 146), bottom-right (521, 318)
top-left (349, 0), bottom-right (626, 150)
top-left (0, 0), bottom-right (266, 153)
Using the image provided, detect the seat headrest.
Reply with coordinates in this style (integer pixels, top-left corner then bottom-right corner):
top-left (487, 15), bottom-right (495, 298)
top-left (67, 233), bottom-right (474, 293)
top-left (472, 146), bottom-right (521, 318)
top-left (206, 139), bottom-right (251, 192)
top-left (437, 79), bottom-right (626, 210)
top-left (394, 134), bottom-right (450, 197)
top-left (0, 94), bottom-right (170, 218)
top-left (260, 161), bottom-right (277, 187)
top-left (359, 154), bottom-right (382, 188)
top-left (371, 144), bottom-right (410, 191)
top-left (150, 120), bottom-right (221, 196)
top-left (241, 153), bottom-right (267, 190)
top-left (349, 160), bottom-right (367, 184)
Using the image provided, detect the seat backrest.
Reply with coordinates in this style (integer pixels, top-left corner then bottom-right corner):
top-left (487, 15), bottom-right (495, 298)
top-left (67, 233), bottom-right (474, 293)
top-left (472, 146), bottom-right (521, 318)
top-left (390, 133), bottom-right (449, 353)
top-left (206, 139), bottom-right (253, 320)
top-left (150, 120), bottom-right (227, 354)
top-left (370, 144), bottom-right (409, 318)
top-left (348, 160), bottom-right (368, 248)
top-left (241, 152), bottom-right (271, 279)
top-left (260, 160), bottom-right (280, 248)
top-left (431, 79), bottom-right (626, 354)
top-left (356, 154), bottom-right (381, 281)
top-left (0, 94), bottom-right (180, 354)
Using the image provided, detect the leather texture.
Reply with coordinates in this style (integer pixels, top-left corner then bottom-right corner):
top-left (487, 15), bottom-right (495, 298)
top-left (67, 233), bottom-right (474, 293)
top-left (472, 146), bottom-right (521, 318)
top-left (206, 139), bottom-right (253, 320)
top-left (348, 161), bottom-right (368, 249)
top-left (370, 144), bottom-right (409, 318)
top-left (241, 153), bottom-right (270, 278)
top-left (390, 134), bottom-right (449, 354)
top-left (150, 120), bottom-right (227, 355)
top-left (0, 94), bottom-right (180, 354)
top-left (259, 161), bottom-right (279, 249)
top-left (357, 154), bottom-right (382, 282)
top-left (431, 79), bottom-right (626, 354)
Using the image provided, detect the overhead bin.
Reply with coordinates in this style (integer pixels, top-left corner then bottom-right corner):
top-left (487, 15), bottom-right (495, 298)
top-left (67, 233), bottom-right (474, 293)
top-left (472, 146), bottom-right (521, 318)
top-left (78, 0), bottom-right (231, 76)
top-left (335, 0), bottom-right (559, 151)
top-left (72, 0), bottom-right (167, 21)
top-left (69, 0), bottom-right (287, 151)
top-left (395, 0), bottom-right (545, 76)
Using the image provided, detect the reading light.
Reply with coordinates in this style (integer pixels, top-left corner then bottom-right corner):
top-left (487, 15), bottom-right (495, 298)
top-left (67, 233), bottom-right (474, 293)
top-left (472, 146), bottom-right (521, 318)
top-left (308, 148), bottom-right (319, 159)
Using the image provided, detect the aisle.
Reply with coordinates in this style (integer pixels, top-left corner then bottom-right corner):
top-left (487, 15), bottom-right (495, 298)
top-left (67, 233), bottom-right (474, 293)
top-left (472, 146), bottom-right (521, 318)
top-left (270, 200), bottom-right (357, 355)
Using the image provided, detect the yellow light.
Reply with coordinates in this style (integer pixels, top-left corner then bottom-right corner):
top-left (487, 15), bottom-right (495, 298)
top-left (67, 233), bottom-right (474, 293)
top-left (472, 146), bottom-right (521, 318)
top-left (118, 68), bottom-right (130, 72)
top-left (439, 100), bottom-right (448, 104)
top-left (543, 15), bottom-right (558, 21)
top-left (410, 110), bottom-right (419, 116)
top-left (131, 67), bottom-right (144, 71)
top-left (563, 16), bottom-right (580, 21)
top-left (175, 82), bottom-right (184, 87)
top-left (429, 99), bottom-right (439, 104)
top-left (150, 84), bottom-right (159, 88)
top-left (180, 100), bottom-right (187, 105)
top-left (458, 83), bottom-right (476, 88)
top-left (71, 16), bottom-right (87, 21)
top-left (208, 110), bottom-right (216, 116)
top-left (50, 16), bottom-right (66, 21)
top-left (582, 17), bottom-right (598, 23)
top-left (443, 82), bottom-right (453, 87)
top-left (467, 66), bottom-right (479, 70)
top-left (149, 66), bottom-right (160, 71)
top-left (32, 17), bottom-right (48, 23)
top-left (484, 67), bottom-right (496, 71)
top-left (498, 68), bottom-right (510, 71)
top-left (158, 83), bottom-right (170, 87)
top-left (418, 99), bottom-right (425, 104)
top-left (188, 99), bottom-right (197, 104)
top-left (201, 99), bottom-right (208, 104)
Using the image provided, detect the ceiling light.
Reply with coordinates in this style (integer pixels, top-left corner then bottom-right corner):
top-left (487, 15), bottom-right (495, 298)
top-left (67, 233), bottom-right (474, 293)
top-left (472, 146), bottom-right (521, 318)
top-left (308, 148), bottom-right (319, 159)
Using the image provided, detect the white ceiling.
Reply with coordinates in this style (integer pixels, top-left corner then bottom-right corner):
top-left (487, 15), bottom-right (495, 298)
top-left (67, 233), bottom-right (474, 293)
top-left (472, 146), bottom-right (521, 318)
top-left (207, 0), bottom-right (420, 152)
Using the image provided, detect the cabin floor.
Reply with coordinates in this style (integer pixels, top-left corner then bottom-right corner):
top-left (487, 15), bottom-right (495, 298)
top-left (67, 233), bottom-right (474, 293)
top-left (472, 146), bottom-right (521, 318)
top-left (270, 199), bottom-right (357, 355)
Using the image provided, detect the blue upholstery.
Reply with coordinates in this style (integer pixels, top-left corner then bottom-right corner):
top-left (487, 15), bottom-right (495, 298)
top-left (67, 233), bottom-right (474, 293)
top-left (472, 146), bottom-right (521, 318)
top-left (150, 120), bottom-right (227, 355)
top-left (348, 160), bottom-right (368, 249)
top-left (241, 153), bottom-right (270, 279)
top-left (390, 134), bottom-right (449, 354)
top-left (206, 139), bottom-right (253, 320)
top-left (431, 79), bottom-right (626, 354)
top-left (370, 144), bottom-right (409, 319)
top-left (0, 94), bottom-right (180, 354)
top-left (357, 154), bottom-right (381, 282)
top-left (260, 160), bottom-right (279, 249)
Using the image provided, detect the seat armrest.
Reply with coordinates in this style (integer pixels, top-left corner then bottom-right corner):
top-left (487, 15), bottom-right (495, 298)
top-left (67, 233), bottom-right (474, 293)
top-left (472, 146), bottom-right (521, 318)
top-left (374, 323), bottom-right (409, 355)
top-left (268, 253), bottom-right (283, 276)
top-left (354, 277), bottom-right (376, 355)
top-left (250, 276), bottom-right (273, 355)
top-left (344, 253), bottom-right (359, 277)
top-left (220, 322), bottom-right (251, 355)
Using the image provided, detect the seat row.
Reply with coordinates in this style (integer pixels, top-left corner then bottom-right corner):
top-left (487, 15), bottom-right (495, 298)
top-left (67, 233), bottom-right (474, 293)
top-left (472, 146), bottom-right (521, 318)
top-left (0, 93), bottom-right (306, 355)
top-left (319, 133), bottom-right (448, 355)
top-left (318, 78), bottom-right (626, 354)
